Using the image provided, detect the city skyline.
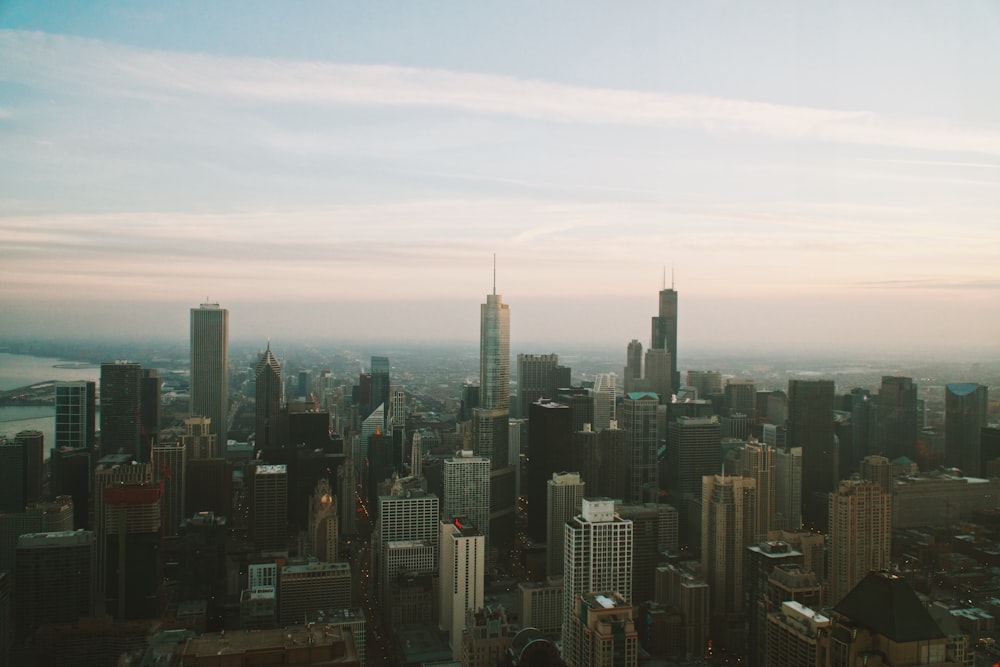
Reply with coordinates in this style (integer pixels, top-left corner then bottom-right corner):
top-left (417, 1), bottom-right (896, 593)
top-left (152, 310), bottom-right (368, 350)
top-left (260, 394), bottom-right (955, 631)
top-left (2, 2), bottom-right (999, 356)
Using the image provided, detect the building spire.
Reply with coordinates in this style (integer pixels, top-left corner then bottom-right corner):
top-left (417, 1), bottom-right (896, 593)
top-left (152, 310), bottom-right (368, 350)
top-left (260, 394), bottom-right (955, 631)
top-left (493, 253), bottom-right (496, 295)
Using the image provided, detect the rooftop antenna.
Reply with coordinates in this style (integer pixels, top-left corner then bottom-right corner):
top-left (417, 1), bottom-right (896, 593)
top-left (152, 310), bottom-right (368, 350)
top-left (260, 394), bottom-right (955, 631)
top-left (672, 266), bottom-right (675, 290)
top-left (662, 267), bottom-right (666, 290)
top-left (493, 253), bottom-right (496, 295)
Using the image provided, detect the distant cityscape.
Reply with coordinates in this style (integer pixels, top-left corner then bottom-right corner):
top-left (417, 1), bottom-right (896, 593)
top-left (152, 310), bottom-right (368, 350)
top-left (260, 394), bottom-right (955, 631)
top-left (0, 284), bottom-right (998, 667)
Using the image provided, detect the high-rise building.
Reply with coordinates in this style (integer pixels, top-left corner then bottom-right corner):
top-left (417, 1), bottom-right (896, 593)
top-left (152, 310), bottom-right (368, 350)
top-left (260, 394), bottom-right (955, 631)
top-left (51, 447), bottom-right (92, 529)
top-left (592, 373), bottom-right (617, 431)
top-left (0, 432), bottom-right (44, 512)
top-left (370, 355), bottom-right (391, 428)
top-left (877, 376), bottom-right (918, 463)
top-left (250, 464), bottom-right (287, 553)
top-left (945, 383), bottom-right (989, 477)
top-left (724, 379), bottom-right (756, 418)
top-left (140, 369), bottom-right (160, 452)
top-left (701, 474), bottom-right (756, 621)
top-left (665, 416), bottom-right (722, 513)
top-left (180, 415), bottom-right (219, 459)
top-left (443, 451), bottom-right (491, 548)
top-left (765, 600), bottom-right (831, 667)
top-left (277, 560), bottom-right (351, 626)
top-left (568, 592), bottom-right (638, 667)
top-left (103, 482), bottom-right (164, 619)
top-left (562, 498), bottom-right (633, 666)
top-left (100, 361), bottom-right (144, 461)
top-left (462, 606), bottom-right (516, 667)
top-left (827, 478), bottom-right (891, 606)
top-left (547, 472), bottom-right (584, 577)
top-left (480, 290), bottom-right (510, 412)
top-left (650, 285), bottom-right (679, 392)
top-left (439, 518), bottom-right (485, 659)
top-left (623, 339), bottom-right (643, 396)
top-left (859, 454), bottom-right (892, 492)
top-left (375, 489), bottom-right (439, 605)
top-left (774, 447), bottom-right (802, 531)
top-left (15, 530), bottom-right (96, 638)
top-left (190, 303), bottom-right (229, 451)
top-left (309, 478), bottom-right (338, 562)
top-left (623, 392), bottom-right (659, 503)
top-left (151, 443), bottom-right (186, 537)
top-left (685, 371), bottom-right (722, 401)
top-left (787, 379), bottom-right (836, 528)
top-left (55, 381), bottom-right (96, 452)
top-left (254, 343), bottom-right (282, 451)
top-left (94, 457), bottom-right (152, 596)
top-left (744, 541), bottom-right (805, 667)
top-left (616, 502), bottom-right (678, 605)
top-left (517, 353), bottom-right (560, 418)
top-left (572, 424), bottom-right (628, 502)
top-left (742, 441), bottom-right (776, 541)
top-left (527, 400), bottom-right (573, 541)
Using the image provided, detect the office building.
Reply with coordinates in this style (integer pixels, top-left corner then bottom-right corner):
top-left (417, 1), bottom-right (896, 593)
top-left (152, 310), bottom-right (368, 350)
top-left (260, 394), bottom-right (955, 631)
top-left (180, 415), bottom-right (219, 460)
top-left (765, 600), bottom-right (831, 667)
top-left (592, 373), bottom-right (617, 431)
top-left (787, 379), bottom-right (836, 528)
top-left (370, 355), bottom-right (390, 428)
top-left (518, 578), bottom-right (564, 636)
top-left (94, 457), bottom-right (152, 596)
top-left (517, 353), bottom-right (561, 418)
top-left (103, 482), bottom-right (164, 619)
top-left (859, 454), bottom-right (892, 492)
top-left (15, 530), bottom-right (96, 638)
top-left (616, 502), bottom-right (678, 604)
top-left (527, 400), bottom-right (573, 541)
top-left (623, 392), bottom-right (659, 503)
top-left (151, 443), bottom-right (186, 537)
top-left (877, 376), bottom-right (919, 462)
top-left (562, 499), bottom-right (633, 665)
top-left (443, 451), bottom-right (491, 548)
top-left (140, 368), bottom-right (160, 453)
top-left (742, 440), bottom-right (775, 541)
top-left (190, 303), bottom-right (229, 463)
top-left (480, 287), bottom-right (510, 413)
top-left (250, 464), bottom-right (287, 553)
top-left (724, 378), bottom-right (756, 418)
top-left (309, 478), bottom-right (338, 562)
top-left (375, 489), bottom-right (439, 601)
top-left (945, 382), bottom-right (989, 477)
top-left (623, 339), bottom-right (643, 395)
top-left (254, 343), bottom-right (282, 451)
top-left (653, 563), bottom-right (710, 659)
top-left (686, 371), bottom-right (722, 400)
top-left (440, 518), bottom-right (485, 659)
top-left (462, 606), bottom-right (515, 667)
top-left (828, 478), bottom-right (891, 606)
top-left (567, 592), bottom-right (637, 667)
top-left (744, 541), bottom-right (804, 667)
top-left (51, 447), bottom-right (92, 528)
top-left (774, 446), bottom-right (802, 531)
top-left (55, 381), bottom-right (96, 451)
top-left (0, 433), bottom-right (42, 513)
top-left (650, 284), bottom-right (680, 392)
top-left (572, 424), bottom-right (628, 502)
top-left (101, 360), bottom-right (151, 461)
top-left (186, 458), bottom-right (231, 518)
top-left (701, 474), bottom-right (756, 623)
top-left (277, 560), bottom-right (351, 626)
top-left (665, 416), bottom-right (722, 511)
top-left (547, 472), bottom-right (584, 577)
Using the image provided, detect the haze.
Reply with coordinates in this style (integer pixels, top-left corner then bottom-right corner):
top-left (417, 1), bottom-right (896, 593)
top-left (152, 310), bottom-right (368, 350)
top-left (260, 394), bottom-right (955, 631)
top-left (1, 2), bottom-right (998, 357)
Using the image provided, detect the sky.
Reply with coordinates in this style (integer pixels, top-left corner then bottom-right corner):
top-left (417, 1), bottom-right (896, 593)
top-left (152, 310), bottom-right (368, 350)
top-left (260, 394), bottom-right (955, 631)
top-left (1, 1), bottom-right (998, 356)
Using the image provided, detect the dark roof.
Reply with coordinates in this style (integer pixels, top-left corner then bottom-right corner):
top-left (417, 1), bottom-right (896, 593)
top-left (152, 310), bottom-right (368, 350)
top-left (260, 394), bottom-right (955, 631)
top-left (834, 572), bottom-right (945, 643)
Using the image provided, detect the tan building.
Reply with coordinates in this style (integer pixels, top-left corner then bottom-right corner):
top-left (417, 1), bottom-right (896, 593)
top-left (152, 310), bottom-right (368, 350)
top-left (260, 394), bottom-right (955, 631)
top-left (828, 478), bottom-right (891, 606)
top-left (567, 592), bottom-right (637, 667)
top-left (183, 624), bottom-right (359, 666)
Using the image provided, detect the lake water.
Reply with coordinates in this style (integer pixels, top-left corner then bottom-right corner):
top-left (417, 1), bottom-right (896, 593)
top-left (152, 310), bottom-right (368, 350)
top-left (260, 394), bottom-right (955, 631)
top-left (0, 352), bottom-right (101, 455)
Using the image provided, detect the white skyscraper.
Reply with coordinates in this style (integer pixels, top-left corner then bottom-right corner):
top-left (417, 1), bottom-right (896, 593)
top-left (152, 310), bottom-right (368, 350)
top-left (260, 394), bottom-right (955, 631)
top-left (375, 490), bottom-right (439, 602)
top-left (190, 303), bottom-right (229, 450)
top-left (562, 498), bottom-right (633, 666)
top-left (592, 373), bottom-right (617, 431)
top-left (439, 518), bottom-right (485, 659)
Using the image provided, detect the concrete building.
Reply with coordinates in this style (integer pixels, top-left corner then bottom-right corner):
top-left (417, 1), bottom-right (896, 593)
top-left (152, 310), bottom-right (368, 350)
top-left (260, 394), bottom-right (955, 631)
top-left (190, 303), bottom-right (229, 452)
top-left (518, 578), bottom-right (564, 636)
top-left (547, 472), bottom-right (585, 577)
top-left (562, 499), bottom-right (633, 665)
top-left (439, 519), bottom-right (485, 659)
top-left (567, 592), bottom-right (637, 667)
top-left (278, 560), bottom-right (351, 626)
top-left (462, 605), bottom-right (515, 667)
top-left (152, 443), bottom-right (186, 537)
top-left (774, 446), bottom-right (802, 531)
top-left (443, 451), bottom-right (490, 549)
top-left (250, 464), bottom-right (287, 553)
top-left (591, 373), bottom-right (617, 431)
top-left (828, 478), bottom-right (891, 606)
top-left (15, 530), bottom-right (96, 638)
top-left (765, 600), bottom-right (831, 667)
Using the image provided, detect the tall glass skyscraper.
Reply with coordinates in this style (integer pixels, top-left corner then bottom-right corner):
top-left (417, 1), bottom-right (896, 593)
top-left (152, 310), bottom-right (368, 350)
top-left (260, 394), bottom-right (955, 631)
top-left (480, 292), bottom-right (510, 412)
top-left (55, 381), bottom-right (96, 451)
top-left (190, 303), bottom-right (229, 451)
top-left (254, 343), bottom-right (282, 451)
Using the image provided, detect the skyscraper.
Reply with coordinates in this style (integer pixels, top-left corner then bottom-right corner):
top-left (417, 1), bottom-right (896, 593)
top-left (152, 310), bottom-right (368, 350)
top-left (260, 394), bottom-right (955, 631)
top-left (190, 303), bottom-right (229, 451)
top-left (623, 392), bottom-right (659, 503)
top-left (15, 530), bottom-right (96, 638)
top-left (742, 440), bottom-right (776, 541)
top-left (547, 472), bottom-right (584, 577)
top-left (562, 498), bottom-right (633, 666)
top-left (443, 451), bottom-right (491, 548)
top-left (480, 289), bottom-right (510, 412)
top-left (665, 416), bottom-right (722, 512)
top-left (254, 343), bottom-right (282, 451)
top-left (591, 373), bottom-right (617, 431)
top-left (787, 379), bottom-right (836, 528)
top-left (250, 464), bottom-right (287, 553)
top-left (55, 381), bottom-right (96, 451)
top-left (370, 355), bottom-right (390, 428)
top-left (439, 518), bottom-right (485, 660)
top-left (877, 376), bottom-right (918, 462)
top-left (827, 478), bottom-right (891, 606)
top-left (527, 399), bottom-right (573, 541)
top-left (100, 360), bottom-right (143, 461)
top-left (623, 339), bottom-right (643, 395)
top-left (701, 474), bottom-right (756, 626)
top-left (945, 382), bottom-right (989, 477)
top-left (650, 284), bottom-right (679, 392)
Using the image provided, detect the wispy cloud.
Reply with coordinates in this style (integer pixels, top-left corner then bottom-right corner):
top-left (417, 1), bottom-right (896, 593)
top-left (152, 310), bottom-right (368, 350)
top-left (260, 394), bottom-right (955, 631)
top-left (4, 29), bottom-right (1000, 157)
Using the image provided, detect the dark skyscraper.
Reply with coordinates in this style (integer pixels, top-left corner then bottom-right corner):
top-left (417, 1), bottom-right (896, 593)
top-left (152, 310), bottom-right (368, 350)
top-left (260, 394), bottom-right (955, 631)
top-left (877, 376), bottom-right (918, 462)
top-left (100, 361), bottom-right (144, 461)
top-left (255, 343), bottom-right (282, 451)
top-left (787, 378), bottom-right (836, 528)
top-left (140, 369), bottom-right (160, 453)
top-left (190, 303), bottom-right (229, 451)
top-left (945, 383), bottom-right (989, 477)
top-left (650, 284), bottom-right (680, 392)
top-left (526, 399), bottom-right (572, 542)
top-left (370, 355), bottom-right (390, 428)
top-left (623, 392), bottom-right (660, 503)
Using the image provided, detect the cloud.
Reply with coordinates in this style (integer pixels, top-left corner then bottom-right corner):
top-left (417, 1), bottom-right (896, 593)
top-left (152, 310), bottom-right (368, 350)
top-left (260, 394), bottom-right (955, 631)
top-left (4, 29), bottom-right (1000, 157)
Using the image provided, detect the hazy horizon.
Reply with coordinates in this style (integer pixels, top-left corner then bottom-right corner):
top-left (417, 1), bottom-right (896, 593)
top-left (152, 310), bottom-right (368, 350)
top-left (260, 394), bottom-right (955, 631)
top-left (2, 2), bottom-right (999, 356)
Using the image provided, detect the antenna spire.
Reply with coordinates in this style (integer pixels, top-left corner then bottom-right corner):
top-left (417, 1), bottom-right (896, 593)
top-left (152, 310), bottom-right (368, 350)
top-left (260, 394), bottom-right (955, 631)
top-left (493, 253), bottom-right (496, 295)
top-left (662, 266), bottom-right (666, 290)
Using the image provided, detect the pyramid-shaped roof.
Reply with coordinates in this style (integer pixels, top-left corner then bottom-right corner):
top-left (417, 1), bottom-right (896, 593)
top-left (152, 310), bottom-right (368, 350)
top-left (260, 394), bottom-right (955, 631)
top-left (834, 572), bottom-right (944, 643)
